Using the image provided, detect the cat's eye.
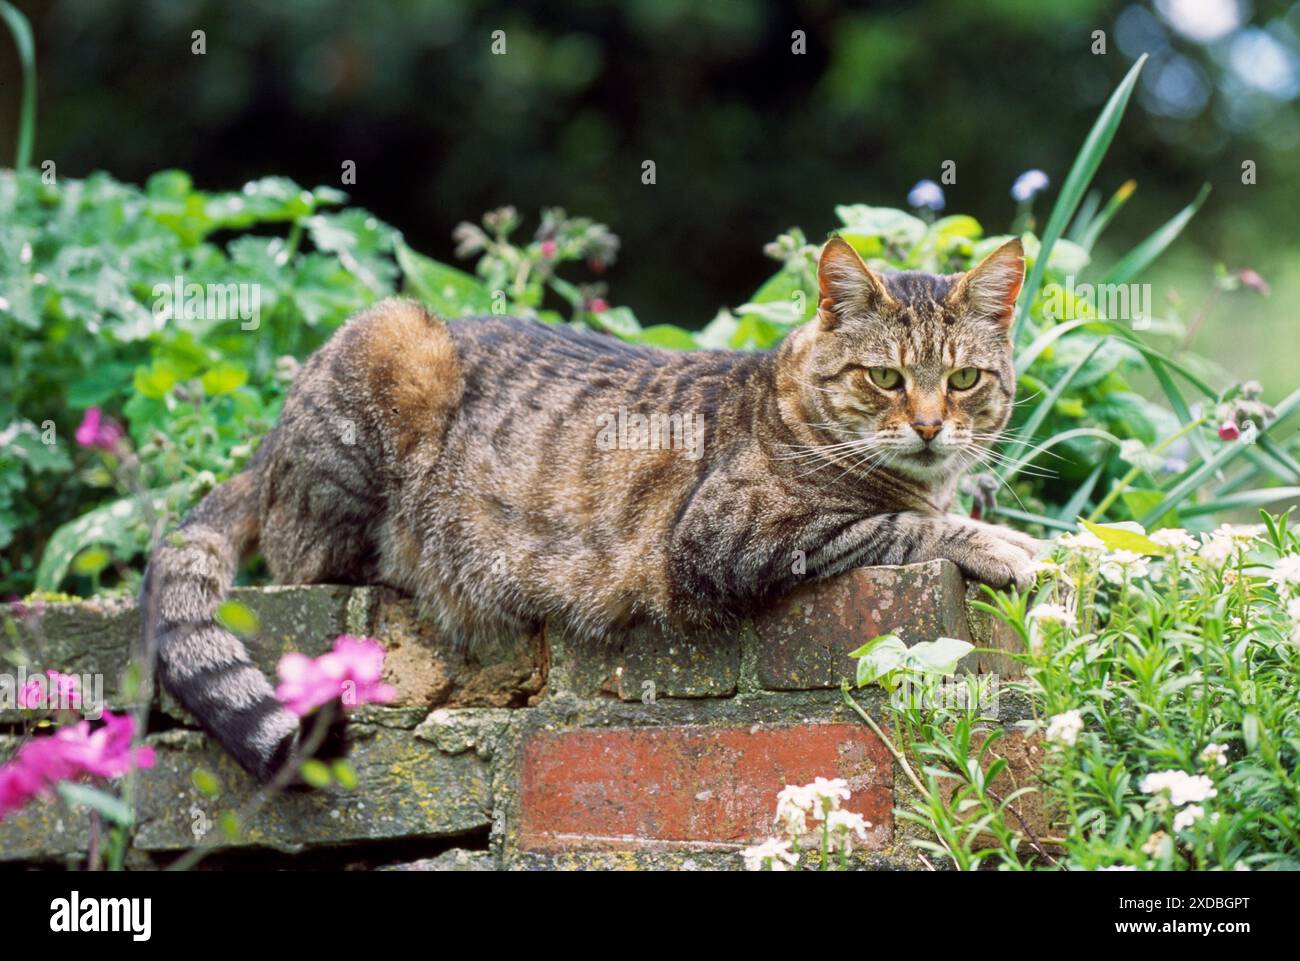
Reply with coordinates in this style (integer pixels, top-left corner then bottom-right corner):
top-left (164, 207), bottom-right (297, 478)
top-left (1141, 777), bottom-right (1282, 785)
top-left (948, 367), bottom-right (980, 390)
top-left (867, 367), bottom-right (902, 390)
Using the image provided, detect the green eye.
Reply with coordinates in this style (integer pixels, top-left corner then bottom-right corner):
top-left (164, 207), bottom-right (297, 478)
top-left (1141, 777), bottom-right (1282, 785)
top-left (949, 367), bottom-right (980, 390)
top-left (868, 367), bottom-right (902, 389)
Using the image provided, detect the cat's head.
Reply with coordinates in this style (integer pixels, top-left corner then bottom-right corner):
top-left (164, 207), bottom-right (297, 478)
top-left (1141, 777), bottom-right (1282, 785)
top-left (787, 236), bottom-right (1023, 484)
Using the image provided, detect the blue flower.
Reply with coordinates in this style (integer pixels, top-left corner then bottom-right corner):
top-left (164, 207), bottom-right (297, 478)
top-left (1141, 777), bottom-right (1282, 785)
top-left (907, 179), bottom-right (945, 212)
top-left (1012, 169), bottom-right (1050, 202)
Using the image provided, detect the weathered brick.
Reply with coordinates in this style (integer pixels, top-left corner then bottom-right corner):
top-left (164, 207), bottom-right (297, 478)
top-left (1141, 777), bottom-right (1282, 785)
top-left (933, 725), bottom-right (1056, 853)
top-left (546, 620), bottom-right (738, 701)
top-left (359, 587), bottom-right (545, 708)
top-left (0, 718), bottom-right (492, 862)
top-left (1, 585), bottom-right (353, 723)
top-left (753, 559), bottom-right (972, 690)
top-left (518, 722), bottom-right (892, 851)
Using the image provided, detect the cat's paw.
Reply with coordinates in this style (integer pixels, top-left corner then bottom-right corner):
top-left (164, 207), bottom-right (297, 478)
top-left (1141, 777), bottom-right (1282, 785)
top-left (956, 534), bottom-right (1038, 593)
top-left (956, 517), bottom-right (1044, 558)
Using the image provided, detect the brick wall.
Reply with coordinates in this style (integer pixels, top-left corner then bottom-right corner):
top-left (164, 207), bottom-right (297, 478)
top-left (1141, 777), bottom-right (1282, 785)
top-left (0, 560), bottom-right (1036, 870)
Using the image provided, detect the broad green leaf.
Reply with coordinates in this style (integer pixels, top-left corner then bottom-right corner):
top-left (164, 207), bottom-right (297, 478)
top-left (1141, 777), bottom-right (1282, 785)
top-left (57, 783), bottom-right (134, 825)
top-left (200, 362), bottom-right (248, 396)
top-left (1079, 518), bottom-right (1166, 555)
top-left (906, 637), bottom-right (974, 675)
top-left (395, 241), bottom-right (494, 318)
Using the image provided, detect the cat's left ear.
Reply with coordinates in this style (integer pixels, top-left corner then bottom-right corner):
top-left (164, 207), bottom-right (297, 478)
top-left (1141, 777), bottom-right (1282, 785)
top-left (947, 238), bottom-right (1025, 330)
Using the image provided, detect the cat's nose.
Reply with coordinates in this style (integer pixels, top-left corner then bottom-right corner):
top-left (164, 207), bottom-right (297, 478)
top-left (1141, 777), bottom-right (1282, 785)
top-left (911, 419), bottom-right (942, 443)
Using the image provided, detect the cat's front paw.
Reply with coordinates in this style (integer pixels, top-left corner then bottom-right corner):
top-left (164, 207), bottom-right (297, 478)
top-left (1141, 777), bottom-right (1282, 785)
top-left (955, 534), bottom-right (1038, 593)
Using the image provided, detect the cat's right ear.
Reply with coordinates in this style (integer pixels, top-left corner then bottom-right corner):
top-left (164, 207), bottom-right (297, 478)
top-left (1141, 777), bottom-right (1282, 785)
top-left (816, 236), bottom-right (894, 330)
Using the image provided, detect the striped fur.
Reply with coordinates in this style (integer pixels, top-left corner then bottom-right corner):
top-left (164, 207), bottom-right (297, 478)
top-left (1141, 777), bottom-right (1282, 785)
top-left (143, 239), bottom-right (1039, 780)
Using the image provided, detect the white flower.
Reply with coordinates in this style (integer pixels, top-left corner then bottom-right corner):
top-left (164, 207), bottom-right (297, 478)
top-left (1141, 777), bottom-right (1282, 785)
top-left (1150, 528), bottom-right (1198, 553)
top-left (1140, 770), bottom-right (1218, 806)
top-left (1142, 831), bottom-right (1170, 856)
top-left (1267, 554), bottom-right (1300, 597)
top-left (1199, 743), bottom-right (1228, 768)
top-left (774, 784), bottom-right (815, 835)
top-left (1028, 603), bottom-right (1076, 628)
top-left (1045, 709), bottom-right (1084, 747)
top-left (1288, 597), bottom-right (1300, 645)
top-left (1059, 530), bottom-right (1106, 555)
top-left (1100, 550), bottom-right (1151, 584)
top-left (808, 777), bottom-right (851, 818)
top-left (1173, 805), bottom-right (1205, 831)
top-left (826, 809), bottom-right (872, 854)
top-left (741, 837), bottom-right (799, 871)
top-left (1198, 531), bottom-right (1237, 569)
top-left (1100, 864), bottom-right (1138, 871)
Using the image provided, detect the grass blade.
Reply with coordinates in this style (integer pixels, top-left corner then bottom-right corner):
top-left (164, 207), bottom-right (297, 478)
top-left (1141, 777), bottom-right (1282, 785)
top-left (1078, 179), bottom-right (1137, 251)
top-left (0, 1), bottom-right (36, 169)
top-left (1000, 341), bottom-right (1103, 479)
top-left (1011, 55), bottom-right (1147, 343)
top-left (1101, 183), bottom-right (1211, 286)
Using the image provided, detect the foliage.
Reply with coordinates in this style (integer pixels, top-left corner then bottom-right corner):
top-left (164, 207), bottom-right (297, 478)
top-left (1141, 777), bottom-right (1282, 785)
top-left (850, 512), bottom-right (1300, 871)
top-left (2, 16), bottom-right (1296, 600)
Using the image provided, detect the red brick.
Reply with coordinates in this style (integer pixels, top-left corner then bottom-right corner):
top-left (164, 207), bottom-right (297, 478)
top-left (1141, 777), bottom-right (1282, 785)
top-left (518, 723), bottom-right (892, 851)
top-left (753, 559), bottom-right (972, 690)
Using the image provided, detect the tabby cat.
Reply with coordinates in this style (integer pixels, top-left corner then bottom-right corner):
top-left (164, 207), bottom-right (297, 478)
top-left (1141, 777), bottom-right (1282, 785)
top-left (142, 236), bottom-right (1039, 780)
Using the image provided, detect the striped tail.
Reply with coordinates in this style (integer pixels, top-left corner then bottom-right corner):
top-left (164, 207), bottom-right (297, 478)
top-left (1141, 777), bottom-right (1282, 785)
top-left (141, 470), bottom-right (300, 782)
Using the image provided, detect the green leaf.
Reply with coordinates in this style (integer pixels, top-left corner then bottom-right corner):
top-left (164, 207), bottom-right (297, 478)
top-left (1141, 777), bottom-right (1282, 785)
top-left (1011, 55), bottom-right (1147, 342)
top-left (200, 362), bottom-right (248, 396)
top-left (71, 546), bottom-right (112, 576)
top-left (56, 783), bottom-right (134, 825)
top-left (626, 324), bottom-right (698, 350)
top-left (395, 241), bottom-right (494, 318)
top-left (854, 634), bottom-right (908, 689)
top-left (906, 637), bottom-right (974, 675)
top-left (331, 760), bottom-right (359, 790)
top-left (299, 759), bottom-right (332, 788)
top-left (35, 484), bottom-right (184, 591)
top-left (215, 599), bottom-right (260, 637)
top-left (191, 768), bottom-right (221, 799)
top-left (1079, 518), bottom-right (1167, 555)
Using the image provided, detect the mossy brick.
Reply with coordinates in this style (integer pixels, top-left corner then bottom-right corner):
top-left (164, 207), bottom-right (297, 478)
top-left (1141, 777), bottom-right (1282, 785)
top-left (546, 620), bottom-right (739, 701)
top-left (0, 721), bottom-right (492, 862)
top-left (516, 722), bottom-right (892, 852)
top-left (355, 587), bottom-right (546, 710)
top-left (1, 586), bottom-right (353, 723)
top-left (753, 559), bottom-right (973, 690)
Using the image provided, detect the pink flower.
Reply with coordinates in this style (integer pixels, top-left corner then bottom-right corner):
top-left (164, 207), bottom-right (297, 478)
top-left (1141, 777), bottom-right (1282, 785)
top-left (0, 711), bottom-right (155, 821)
top-left (1235, 268), bottom-right (1270, 296)
top-left (589, 297), bottom-right (609, 314)
top-left (276, 635), bottom-right (396, 716)
top-left (74, 407), bottom-right (124, 452)
top-left (0, 762), bottom-right (46, 820)
top-left (540, 239), bottom-right (558, 259)
top-left (47, 712), bottom-right (156, 779)
top-left (18, 671), bottom-right (82, 711)
top-left (1218, 420), bottom-right (1241, 442)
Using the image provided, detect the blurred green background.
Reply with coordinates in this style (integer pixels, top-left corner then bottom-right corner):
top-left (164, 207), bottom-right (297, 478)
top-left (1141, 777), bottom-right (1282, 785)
top-left (1, 0), bottom-right (1297, 393)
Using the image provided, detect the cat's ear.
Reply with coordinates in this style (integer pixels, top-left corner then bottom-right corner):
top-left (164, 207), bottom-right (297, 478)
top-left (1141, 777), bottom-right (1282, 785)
top-left (947, 238), bottom-right (1025, 329)
top-left (816, 236), bottom-right (894, 330)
